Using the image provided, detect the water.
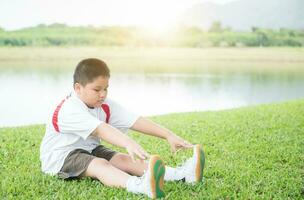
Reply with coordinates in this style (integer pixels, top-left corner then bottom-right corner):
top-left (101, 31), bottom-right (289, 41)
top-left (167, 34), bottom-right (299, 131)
top-left (1, 69), bottom-right (304, 127)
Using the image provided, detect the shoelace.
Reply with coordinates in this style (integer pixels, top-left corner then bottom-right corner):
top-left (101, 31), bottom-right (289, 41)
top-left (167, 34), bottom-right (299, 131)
top-left (176, 157), bottom-right (195, 176)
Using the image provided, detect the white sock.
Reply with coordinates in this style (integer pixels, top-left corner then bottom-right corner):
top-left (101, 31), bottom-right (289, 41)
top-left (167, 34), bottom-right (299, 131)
top-left (164, 166), bottom-right (184, 181)
top-left (126, 176), bottom-right (142, 194)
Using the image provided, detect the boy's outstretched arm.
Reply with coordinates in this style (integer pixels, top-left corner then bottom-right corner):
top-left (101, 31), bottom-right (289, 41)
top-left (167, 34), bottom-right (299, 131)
top-left (92, 123), bottom-right (149, 162)
top-left (131, 117), bottom-right (193, 152)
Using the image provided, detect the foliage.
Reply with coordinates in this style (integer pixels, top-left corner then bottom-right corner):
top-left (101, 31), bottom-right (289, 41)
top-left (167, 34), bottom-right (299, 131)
top-left (1, 100), bottom-right (303, 199)
top-left (208, 21), bottom-right (231, 33)
top-left (0, 23), bottom-right (303, 47)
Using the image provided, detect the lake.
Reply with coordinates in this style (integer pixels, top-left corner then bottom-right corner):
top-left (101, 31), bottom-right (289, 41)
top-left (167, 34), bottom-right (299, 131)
top-left (1, 66), bottom-right (304, 127)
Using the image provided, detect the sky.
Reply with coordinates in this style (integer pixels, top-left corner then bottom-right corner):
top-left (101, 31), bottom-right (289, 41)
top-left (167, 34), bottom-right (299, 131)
top-left (0, 0), bottom-right (237, 30)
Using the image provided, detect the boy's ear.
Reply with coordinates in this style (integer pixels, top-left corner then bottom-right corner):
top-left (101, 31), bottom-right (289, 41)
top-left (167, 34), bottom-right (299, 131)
top-left (74, 83), bottom-right (81, 94)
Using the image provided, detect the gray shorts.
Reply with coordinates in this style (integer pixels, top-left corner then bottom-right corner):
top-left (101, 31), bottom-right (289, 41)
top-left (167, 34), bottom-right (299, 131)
top-left (57, 145), bottom-right (117, 179)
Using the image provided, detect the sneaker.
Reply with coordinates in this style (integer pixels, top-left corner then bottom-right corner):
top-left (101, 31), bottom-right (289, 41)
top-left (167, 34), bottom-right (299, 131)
top-left (127, 155), bottom-right (166, 199)
top-left (176, 144), bottom-right (205, 183)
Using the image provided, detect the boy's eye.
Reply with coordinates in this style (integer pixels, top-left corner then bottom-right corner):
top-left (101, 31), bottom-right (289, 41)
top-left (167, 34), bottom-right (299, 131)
top-left (94, 88), bottom-right (108, 92)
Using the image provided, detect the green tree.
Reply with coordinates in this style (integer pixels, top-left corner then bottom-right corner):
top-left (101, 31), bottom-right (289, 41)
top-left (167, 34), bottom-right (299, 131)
top-left (209, 21), bottom-right (223, 33)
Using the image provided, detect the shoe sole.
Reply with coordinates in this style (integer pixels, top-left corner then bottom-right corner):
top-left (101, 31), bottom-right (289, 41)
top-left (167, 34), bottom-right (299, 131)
top-left (149, 155), bottom-right (165, 199)
top-left (195, 144), bottom-right (205, 182)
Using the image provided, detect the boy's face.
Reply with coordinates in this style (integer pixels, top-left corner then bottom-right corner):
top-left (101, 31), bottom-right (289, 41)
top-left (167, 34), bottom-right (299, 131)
top-left (74, 76), bottom-right (109, 108)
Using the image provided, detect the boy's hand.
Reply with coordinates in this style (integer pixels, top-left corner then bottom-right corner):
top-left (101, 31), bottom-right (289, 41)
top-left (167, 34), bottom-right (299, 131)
top-left (166, 134), bottom-right (193, 153)
top-left (125, 141), bottom-right (150, 163)
top-left (93, 123), bottom-right (150, 162)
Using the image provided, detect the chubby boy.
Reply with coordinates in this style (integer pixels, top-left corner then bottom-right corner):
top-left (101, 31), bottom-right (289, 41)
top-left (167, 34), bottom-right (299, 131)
top-left (40, 58), bottom-right (205, 199)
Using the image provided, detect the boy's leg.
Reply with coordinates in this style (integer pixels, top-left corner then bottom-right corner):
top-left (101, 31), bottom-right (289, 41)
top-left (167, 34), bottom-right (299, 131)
top-left (126, 155), bottom-right (166, 198)
top-left (106, 144), bottom-right (205, 184)
top-left (83, 157), bottom-right (131, 187)
top-left (109, 153), bottom-right (148, 176)
top-left (83, 155), bottom-right (165, 199)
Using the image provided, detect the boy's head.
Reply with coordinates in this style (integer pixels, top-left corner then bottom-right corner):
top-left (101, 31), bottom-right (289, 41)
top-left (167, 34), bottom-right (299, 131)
top-left (73, 58), bottom-right (110, 86)
top-left (73, 58), bottom-right (110, 108)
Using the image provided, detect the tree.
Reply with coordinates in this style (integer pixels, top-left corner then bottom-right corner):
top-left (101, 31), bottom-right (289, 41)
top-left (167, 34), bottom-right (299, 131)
top-left (209, 21), bottom-right (223, 32)
top-left (251, 27), bottom-right (259, 33)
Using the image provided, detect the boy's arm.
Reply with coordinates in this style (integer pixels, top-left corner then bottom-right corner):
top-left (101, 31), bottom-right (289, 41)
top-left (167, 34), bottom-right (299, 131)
top-left (92, 123), bottom-right (149, 162)
top-left (131, 117), bottom-right (193, 152)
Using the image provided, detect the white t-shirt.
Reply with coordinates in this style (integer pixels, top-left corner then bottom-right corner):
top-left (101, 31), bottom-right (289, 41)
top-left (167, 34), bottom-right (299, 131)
top-left (40, 91), bottom-right (139, 175)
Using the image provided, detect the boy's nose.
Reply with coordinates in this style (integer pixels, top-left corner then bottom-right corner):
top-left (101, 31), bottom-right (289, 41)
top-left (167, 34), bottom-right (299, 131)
top-left (100, 90), bottom-right (107, 98)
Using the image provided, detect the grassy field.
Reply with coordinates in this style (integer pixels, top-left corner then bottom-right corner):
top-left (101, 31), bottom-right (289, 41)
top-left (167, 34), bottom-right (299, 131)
top-left (0, 100), bottom-right (303, 199)
top-left (0, 47), bottom-right (304, 74)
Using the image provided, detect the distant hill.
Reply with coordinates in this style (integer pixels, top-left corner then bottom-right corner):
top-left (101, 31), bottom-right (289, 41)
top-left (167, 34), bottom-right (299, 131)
top-left (180, 0), bottom-right (304, 31)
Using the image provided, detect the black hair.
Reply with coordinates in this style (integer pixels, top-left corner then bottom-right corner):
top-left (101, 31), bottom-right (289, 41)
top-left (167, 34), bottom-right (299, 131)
top-left (73, 58), bottom-right (110, 86)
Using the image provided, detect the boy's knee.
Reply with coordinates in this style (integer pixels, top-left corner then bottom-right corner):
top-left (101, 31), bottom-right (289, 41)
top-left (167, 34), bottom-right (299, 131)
top-left (113, 153), bottom-right (131, 162)
top-left (87, 158), bottom-right (111, 173)
top-left (84, 158), bottom-right (111, 179)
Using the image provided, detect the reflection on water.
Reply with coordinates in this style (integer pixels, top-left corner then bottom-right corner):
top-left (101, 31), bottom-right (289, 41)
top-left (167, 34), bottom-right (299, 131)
top-left (1, 70), bottom-right (304, 127)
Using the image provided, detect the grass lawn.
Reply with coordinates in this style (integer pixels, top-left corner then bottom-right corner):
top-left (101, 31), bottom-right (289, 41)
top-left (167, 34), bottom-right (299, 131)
top-left (0, 100), bottom-right (303, 199)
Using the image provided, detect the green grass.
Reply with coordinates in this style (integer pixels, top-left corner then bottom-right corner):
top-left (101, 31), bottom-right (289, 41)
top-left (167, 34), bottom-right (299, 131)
top-left (1, 100), bottom-right (304, 199)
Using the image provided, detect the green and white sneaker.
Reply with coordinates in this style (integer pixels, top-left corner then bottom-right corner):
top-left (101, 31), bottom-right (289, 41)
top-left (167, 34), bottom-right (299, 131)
top-left (176, 144), bottom-right (205, 183)
top-left (126, 155), bottom-right (165, 199)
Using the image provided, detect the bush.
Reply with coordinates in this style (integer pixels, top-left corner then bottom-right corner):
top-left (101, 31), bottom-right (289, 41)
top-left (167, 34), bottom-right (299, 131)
top-left (0, 25), bottom-right (303, 47)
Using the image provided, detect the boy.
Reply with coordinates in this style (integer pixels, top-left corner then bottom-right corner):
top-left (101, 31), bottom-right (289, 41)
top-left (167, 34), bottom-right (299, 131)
top-left (40, 58), bottom-right (205, 199)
